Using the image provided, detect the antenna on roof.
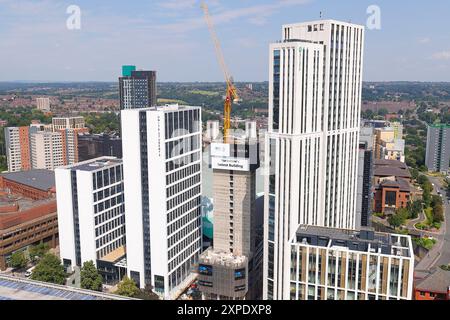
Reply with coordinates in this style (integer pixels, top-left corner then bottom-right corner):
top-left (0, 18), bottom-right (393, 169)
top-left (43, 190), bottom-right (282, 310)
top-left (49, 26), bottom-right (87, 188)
top-left (320, 11), bottom-right (323, 19)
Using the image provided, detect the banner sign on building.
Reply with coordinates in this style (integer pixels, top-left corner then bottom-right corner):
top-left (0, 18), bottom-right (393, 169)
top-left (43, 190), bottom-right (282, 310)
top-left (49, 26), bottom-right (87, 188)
top-left (211, 157), bottom-right (250, 172)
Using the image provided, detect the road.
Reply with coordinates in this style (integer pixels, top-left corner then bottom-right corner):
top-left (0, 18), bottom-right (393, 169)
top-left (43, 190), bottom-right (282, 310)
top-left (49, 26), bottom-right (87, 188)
top-left (415, 175), bottom-right (450, 270)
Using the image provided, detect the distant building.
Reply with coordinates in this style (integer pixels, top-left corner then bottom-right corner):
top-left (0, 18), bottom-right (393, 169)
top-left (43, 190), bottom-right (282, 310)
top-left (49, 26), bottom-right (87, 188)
top-left (78, 133), bottom-right (123, 162)
top-left (56, 157), bottom-right (126, 284)
top-left (119, 66), bottom-right (157, 110)
top-left (4, 127), bottom-right (31, 172)
top-left (289, 225), bottom-right (414, 300)
top-left (36, 98), bottom-right (51, 112)
top-left (373, 159), bottom-right (411, 214)
top-left (30, 131), bottom-right (65, 170)
top-left (5, 117), bottom-right (89, 173)
top-left (414, 268), bottom-right (450, 300)
top-left (356, 127), bottom-right (374, 228)
top-left (121, 105), bottom-right (202, 299)
top-left (0, 170), bottom-right (58, 271)
top-left (52, 117), bottom-right (85, 130)
top-left (375, 126), bottom-right (405, 163)
top-left (425, 124), bottom-right (450, 173)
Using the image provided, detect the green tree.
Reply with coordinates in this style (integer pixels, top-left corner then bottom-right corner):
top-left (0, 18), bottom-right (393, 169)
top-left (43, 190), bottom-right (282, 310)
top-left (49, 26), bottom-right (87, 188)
top-left (407, 200), bottom-right (422, 219)
top-left (80, 261), bottom-right (103, 292)
top-left (115, 276), bottom-right (140, 298)
top-left (432, 204), bottom-right (445, 223)
top-left (9, 251), bottom-right (28, 270)
top-left (29, 243), bottom-right (50, 262)
top-left (31, 253), bottom-right (66, 285)
top-left (388, 214), bottom-right (405, 229)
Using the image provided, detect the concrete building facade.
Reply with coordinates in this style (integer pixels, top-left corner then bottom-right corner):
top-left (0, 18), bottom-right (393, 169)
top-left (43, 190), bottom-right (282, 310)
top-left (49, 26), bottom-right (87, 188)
top-left (198, 124), bottom-right (263, 300)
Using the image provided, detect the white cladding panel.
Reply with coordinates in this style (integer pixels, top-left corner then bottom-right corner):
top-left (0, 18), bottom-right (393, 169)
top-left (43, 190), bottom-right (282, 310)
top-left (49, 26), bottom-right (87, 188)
top-left (121, 110), bottom-right (146, 288)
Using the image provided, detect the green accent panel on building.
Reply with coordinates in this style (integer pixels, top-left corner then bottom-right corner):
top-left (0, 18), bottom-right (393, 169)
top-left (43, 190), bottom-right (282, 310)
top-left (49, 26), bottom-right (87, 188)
top-left (122, 65), bottom-right (136, 77)
top-left (202, 215), bottom-right (213, 240)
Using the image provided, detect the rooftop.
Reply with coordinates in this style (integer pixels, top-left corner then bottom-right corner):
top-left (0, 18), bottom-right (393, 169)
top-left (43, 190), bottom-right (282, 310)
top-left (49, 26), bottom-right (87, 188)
top-left (1, 170), bottom-right (55, 192)
top-left (415, 268), bottom-right (450, 293)
top-left (61, 157), bottom-right (122, 172)
top-left (101, 246), bottom-right (126, 263)
top-left (293, 225), bottom-right (411, 257)
top-left (374, 159), bottom-right (411, 179)
top-left (378, 178), bottom-right (411, 192)
top-left (200, 248), bottom-right (247, 268)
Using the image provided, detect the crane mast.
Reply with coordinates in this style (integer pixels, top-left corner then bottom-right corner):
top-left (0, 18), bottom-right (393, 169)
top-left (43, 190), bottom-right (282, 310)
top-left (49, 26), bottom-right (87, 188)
top-left (201, 1), bottom-right (239, 144)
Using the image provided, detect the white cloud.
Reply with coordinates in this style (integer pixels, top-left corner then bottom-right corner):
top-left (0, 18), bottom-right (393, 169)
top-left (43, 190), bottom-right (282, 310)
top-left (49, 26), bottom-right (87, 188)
top-left (155, 0), bottom-right (311, 33)
top-left (432, 51), bottom-right (450, 60)
top-left (418, 37), bottom-right (431, 44)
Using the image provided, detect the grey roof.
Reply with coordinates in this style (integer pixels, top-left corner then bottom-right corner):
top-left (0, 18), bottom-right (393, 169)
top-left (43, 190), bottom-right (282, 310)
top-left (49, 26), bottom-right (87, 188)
top-left (374, 159), bottom-right (408, 169)
top-left (1, 170), bottom-right (55, 191)
top-left (69, 157), bottom-right (122, 172)
top-left (415, 268), bottom-right (450, 293)
top-left (378, 178), bottom-right (411, 192)
top-left (374, 166), bottom-right (411, 179)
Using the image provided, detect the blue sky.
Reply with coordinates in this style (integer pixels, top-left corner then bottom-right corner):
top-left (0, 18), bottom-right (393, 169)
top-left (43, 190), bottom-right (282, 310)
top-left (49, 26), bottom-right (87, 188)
top-left (0, 0), bottom-right (449, 82)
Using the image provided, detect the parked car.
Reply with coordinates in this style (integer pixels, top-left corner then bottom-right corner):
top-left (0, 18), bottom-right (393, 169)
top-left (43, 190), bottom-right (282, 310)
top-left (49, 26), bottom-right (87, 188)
top-left (25, 266), bottom-right (35, 278)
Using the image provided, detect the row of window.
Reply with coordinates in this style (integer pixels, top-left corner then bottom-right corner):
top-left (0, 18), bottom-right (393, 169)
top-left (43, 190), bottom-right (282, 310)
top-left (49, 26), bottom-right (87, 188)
top-left (165, 135), bottom-right (201, 160)
top-left (166, 163), bottom-right (201, 186)
top-left (95, 226), bottom-right (126, 250)
top-left (167, 207), bottom-right (201, 237)
top-left (167, 185), bottom-right (201, 211)
top-left (94, 195), bottom-right (124, 214)
top-left (94, 183), bottom-right (123, 203)
top-left (96, 237), bottom-right (125, 260)
top-left (92, 165), bottom-right (123, 190)
top-left (167, 196), bottom-right (201, 224)
top-left (166, 174), bottom-right (201, 198)
top-left (168, 218), bottom-right (201, 252)
top-left (168, 229), bottom-right (201, 264)
top-left (164, 109), bottom-right (200, 140)
top-left (95, 215), bottom-right (125, 238)
top-left (168, 238), bottom-right (201, 274)
top-left (166, 152), bottom-right (201, 173)
top-left (94, 204), bottom-right (125, 226)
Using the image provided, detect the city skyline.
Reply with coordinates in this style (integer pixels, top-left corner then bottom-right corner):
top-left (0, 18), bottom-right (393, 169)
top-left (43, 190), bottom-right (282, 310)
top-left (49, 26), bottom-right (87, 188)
top-left (0, 0), bottom-right (450, 82)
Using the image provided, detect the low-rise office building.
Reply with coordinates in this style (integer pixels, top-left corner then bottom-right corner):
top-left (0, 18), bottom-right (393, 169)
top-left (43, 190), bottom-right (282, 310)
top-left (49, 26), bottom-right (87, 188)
top-left (373, 159), bottom-right (412, 214)
top-left (0, 170), bottom-right (58, 271)
top-left (56, 157), bottom-right (126, 284)
top-left (288, 225), bottom-right (414, 300)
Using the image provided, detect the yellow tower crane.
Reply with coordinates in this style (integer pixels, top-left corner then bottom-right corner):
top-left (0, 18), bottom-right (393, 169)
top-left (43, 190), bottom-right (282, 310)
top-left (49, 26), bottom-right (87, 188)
top-left (201, 1), bottom-right (239, 144)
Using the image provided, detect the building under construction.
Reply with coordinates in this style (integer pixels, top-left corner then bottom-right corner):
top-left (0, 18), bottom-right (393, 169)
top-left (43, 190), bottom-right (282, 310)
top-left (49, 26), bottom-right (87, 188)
top-left (198, 121), bottom-right (263, 300)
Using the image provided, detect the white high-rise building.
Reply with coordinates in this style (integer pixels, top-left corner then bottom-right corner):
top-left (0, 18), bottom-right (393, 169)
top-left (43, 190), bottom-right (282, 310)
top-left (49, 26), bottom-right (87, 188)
top-left (36, 97), bottom-right (51, 112)
top-left (263, 20), bottom-right (365, 300)
top-left (30, 131), bottom-right (64, 170)
top-left (121, 105), bottom-right (202, 299)
top-left (56, 157), bottom-right (126, 283)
